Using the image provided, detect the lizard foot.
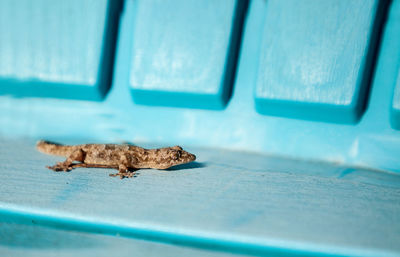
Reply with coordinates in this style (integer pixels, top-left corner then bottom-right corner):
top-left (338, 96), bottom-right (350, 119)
top-left (47, 162), bottom-right (73, 172)
top-left (109, 171), bottom-right (136, 179)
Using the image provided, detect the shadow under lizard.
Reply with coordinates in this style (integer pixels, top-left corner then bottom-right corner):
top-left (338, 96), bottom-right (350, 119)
top-left (37, 141), bottom-right (196, 179)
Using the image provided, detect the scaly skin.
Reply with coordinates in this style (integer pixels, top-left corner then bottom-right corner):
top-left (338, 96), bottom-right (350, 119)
top-left (36, 141), bottom-right (196, 179)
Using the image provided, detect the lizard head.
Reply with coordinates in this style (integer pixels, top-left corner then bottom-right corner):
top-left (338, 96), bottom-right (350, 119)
top-left (156, 146), bottom-right (196, 169)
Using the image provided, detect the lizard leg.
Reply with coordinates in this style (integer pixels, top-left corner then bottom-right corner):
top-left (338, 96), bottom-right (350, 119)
top-left (109, 164), bottom-right (137, 179)
top-left (109, 155), bottom-right (137, 179)
top-left (47, 149), bottom-right (85, 172)
top-left (70, 163), bottom-right (137, 178)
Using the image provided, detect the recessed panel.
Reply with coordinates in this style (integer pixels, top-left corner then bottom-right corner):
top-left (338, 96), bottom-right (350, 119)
top-left (129, 0), bottom-right (246, 109)
top-left (255, 0), bottom-right (383, 123)
top-left (391, 73), bottom-right (400, 129)
top-left (0, 0), bottom-right (120, 100)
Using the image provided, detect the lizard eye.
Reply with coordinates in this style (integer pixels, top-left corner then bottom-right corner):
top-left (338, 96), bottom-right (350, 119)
top-left (172, 150), bottom-right (181, 160)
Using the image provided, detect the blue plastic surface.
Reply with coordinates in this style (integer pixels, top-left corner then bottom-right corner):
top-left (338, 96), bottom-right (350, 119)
top-left (1, 138), bottom-right (400, 257)
top-left (0, 221), bottom-right (242, 257)
top-left (390, 9), bottom-right (400, 132)
top-left (392, 79), bottom-right (400, 129)
top-left (254, 0), bottom-right (384, 123)
top-left (0, 0), bottom-right (400, 256)
top-left (386, 0), bottom-right (400, 130)
top-left (129, 0), bottom-right (246, 109)
top-left (0, 0), bottom-right (121, 101)
top-left (0, 0), bottom-right (398, 171)
top-left (391, 82), bottom-right (400, 130)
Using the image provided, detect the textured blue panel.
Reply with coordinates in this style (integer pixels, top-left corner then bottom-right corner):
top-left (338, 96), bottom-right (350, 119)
top-left (0, 222), bottom-right (239, 257)
top-left (129, 0), bottom-right (246, 109)
top-left (1, 138), bottom-right (400, 256)
top-left (254, 0), bottom-right (384, 123)
top-left (390, 0), bottom-right (400, 129)
top-left (391, 79), bottom-right (400, 130)
top-left (0, 0), bottom-right (121, 101)
top-left (0, 0), bottom-right (400, 255)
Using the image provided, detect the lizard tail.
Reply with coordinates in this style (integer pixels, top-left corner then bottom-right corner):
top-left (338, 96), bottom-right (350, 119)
top-left (36, 140), bottom-right (74, 156)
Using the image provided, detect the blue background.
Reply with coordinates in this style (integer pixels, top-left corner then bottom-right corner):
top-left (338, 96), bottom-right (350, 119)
top-left (0, 0), bottom-right (399, 256)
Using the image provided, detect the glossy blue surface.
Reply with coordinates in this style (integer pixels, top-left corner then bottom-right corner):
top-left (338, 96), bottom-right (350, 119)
top-left (129, 0), bottom-right (246, 109)
top-left (0, 0), bottom-right (121, 101)
top-left (254, 0), bottom-right (383, 123)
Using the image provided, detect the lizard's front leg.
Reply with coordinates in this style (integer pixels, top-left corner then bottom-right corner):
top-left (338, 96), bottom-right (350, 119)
top-left (47, 149), bottom-right (85, 172)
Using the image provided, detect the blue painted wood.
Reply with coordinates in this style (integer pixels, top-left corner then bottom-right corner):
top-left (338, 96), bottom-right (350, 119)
top-left (0, 138), bottom-right (399, 256)
top-left (0, 222), bottom-right (241, 257)
top-left (391, 81), bottom-right (400, 130)
top-left (0, 0), bottom-right (399, 255)
top-left (128, 0), bottom-right (246, 109)
top-left (390, 0), bottom-right (400, 130)
top-left (383, 0), bottom-right (400, 130)
top-left (254, 0), bottom-right (384, 123)
top-left (0, 0), bottom-right (399, 173)
top-left (0, 0), bottom-right (121, 101)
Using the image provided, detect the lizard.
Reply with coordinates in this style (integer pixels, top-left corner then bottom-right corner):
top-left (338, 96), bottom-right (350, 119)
top-left (36, 140), bottom-right (196, 179)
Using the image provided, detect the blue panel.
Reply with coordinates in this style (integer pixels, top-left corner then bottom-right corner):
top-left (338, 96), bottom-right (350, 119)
top-left (0, 0), bottom-right (121, 101)
top-left (1, 138), bottom-right (400, 256)
top-left (129, 0), bottom-right (246, 110)
top-left (1, 0), bottom-right (400, 255)
top-left (0, 222), bottom-right (237, 257)
top-left (391, 76), bottom-right (400, 129)
top-left (254, 0), bottom-right (384, 123)
top-left (390, 0), bottom-right (400, 130)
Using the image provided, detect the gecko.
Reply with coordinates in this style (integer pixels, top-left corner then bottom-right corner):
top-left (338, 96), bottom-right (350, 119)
top-left (36, 140), bottom-right (196, 179)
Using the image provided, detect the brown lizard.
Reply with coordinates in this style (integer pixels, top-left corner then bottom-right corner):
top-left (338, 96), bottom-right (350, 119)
top-left (36, 140), bottom-right (196, 179)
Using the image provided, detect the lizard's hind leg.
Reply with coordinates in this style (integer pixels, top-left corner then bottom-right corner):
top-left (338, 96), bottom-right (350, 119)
top-left (47, 149), bottom-right (85, 172)
top-left (108, 154), bottom-right (138, 179)
top-left (109, 164), bottom-right (137, 179)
